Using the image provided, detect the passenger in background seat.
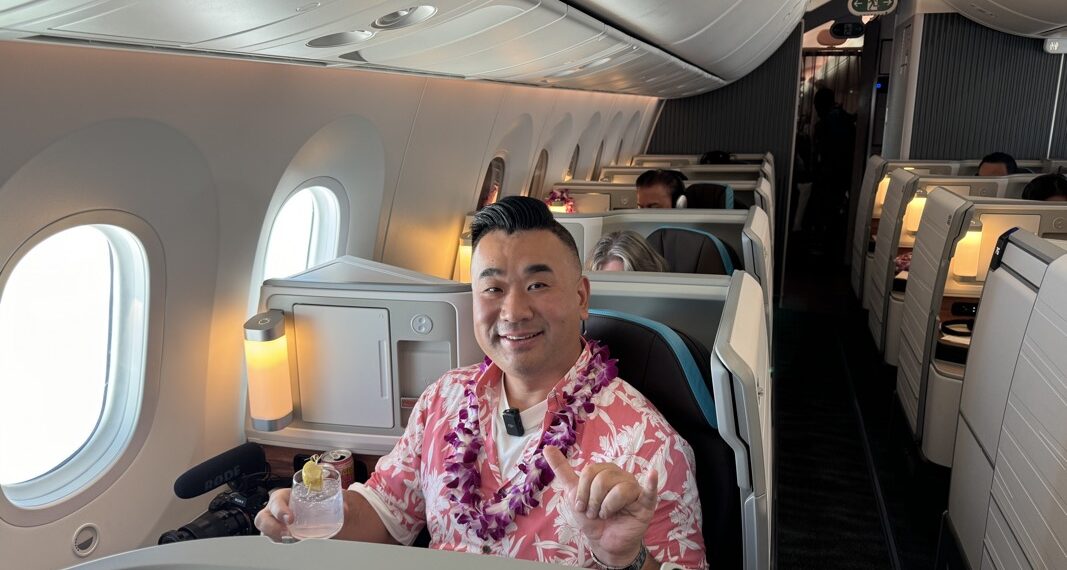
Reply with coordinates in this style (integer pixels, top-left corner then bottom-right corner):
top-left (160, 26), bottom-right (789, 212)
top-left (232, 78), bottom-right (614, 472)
top-left (635, 169), bottom-right (687, 208)
top-left (977, 152), bottom-right (1020, 176)
top-left (589, 231), bottom-right (670, 272)
top-left (698, 150), bottom-right (732, 164)
top-left (256, 196), bottom-right (707, 569)
top-left (1021, 173), bottom-right (1067, 201)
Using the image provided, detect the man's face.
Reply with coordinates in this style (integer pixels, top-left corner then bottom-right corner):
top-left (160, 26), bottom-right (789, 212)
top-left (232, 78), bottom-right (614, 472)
top-left (636, 183), bottom-right (674, 209)
top-left (978, 162), bottom-right (1009, 177)
top-left (471, 230), bottom-right (590, 383)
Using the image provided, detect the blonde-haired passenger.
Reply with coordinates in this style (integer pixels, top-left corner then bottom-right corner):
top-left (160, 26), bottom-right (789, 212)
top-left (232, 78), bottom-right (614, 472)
top-left (589, 230), bottom-right (670, 272)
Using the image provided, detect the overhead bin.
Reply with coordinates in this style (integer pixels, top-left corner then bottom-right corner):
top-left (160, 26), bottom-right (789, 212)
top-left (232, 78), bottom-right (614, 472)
top-left (0, 0), bottom-right (726, 98)
top-left (944, 0), bottom-right (1067, 38)
top-left (570, 0), bottom-right (805, 81)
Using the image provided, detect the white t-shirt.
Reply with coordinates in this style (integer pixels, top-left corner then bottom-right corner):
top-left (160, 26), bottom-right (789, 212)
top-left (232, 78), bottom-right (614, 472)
top-left (351, 380), bottom-right (547, 544)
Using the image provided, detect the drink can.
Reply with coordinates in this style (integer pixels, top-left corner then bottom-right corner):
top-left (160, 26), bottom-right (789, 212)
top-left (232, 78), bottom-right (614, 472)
top-left (321, 449), bottom-right (355, 489)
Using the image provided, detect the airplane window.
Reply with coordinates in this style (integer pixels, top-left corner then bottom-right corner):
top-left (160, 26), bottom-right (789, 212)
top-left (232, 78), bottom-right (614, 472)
top-left (591, 140), bottom-right (605, 181)
top-left (615, 137), bottom-right (625, 166)
top-left (0, 225), bottom-right (148, 491)
top-left (264, 186), bottom-right (341, 280)
top-left (529, 149), bottom-right (549, 198)
top-left (566, 145), bottom-right (580, 181)
top-left (476, 157), bottom-right (506, 210)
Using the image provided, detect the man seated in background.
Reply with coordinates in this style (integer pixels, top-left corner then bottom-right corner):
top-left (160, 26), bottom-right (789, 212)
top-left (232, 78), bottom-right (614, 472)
top-left (589, 231), bottom-right (669, 272)
top-left (1021, 173), bottom-right (1067, 201)
top-left (256, 196), bottom-right (707, 570)
top-left (977, 152), bottom-right (1020, 176)
top-left (698, 150), bottom-right (732, 165)
top-left (635, 169), bottom-right (687, 209)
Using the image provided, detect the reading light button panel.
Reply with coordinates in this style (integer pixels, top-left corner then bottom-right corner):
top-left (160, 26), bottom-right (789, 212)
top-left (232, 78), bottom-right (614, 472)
top-left (411, 314), bottom-right (433, 335)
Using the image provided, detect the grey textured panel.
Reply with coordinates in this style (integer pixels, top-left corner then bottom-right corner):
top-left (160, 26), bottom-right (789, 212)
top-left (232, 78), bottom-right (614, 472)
top-left (910, 14), bottom-right (1061, 160)
top-left (1054, 56), bottom-right (1067, 160)
top-left (648, 24), bottom-right (802, 264)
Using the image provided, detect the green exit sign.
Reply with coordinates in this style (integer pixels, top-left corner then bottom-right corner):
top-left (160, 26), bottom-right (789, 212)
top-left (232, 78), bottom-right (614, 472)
top-left (849, 0), bottom-right (897, 16)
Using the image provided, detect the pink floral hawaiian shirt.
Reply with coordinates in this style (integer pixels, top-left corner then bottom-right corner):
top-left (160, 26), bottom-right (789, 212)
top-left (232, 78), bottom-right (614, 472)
top-left (360, 344), bottom-right (708, 569)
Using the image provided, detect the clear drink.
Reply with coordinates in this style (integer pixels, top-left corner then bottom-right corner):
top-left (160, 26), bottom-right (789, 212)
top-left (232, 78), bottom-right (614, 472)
top-left (288, 464), bottom-right (344, 540)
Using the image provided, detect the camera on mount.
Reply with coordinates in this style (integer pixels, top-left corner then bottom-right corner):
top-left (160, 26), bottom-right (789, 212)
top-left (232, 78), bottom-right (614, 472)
top-left (158, 484), bottom-right (273, 543)
top-left (159, 443), bottom-right (288, 544)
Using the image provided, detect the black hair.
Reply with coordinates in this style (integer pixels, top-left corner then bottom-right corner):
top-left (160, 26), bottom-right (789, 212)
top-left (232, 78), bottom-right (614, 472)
top-left (813, 87), bottom-right (835, 117)
top-left (979, 152), bottom-right (1020, 175)
top-left (470, 196), bottom-right (581, 267)
top-left (699, 150), bottom-right (732, 165)
top-left (1021, 173), bottom-right (1067, 201)
top-left (635, 169), bottom-right (688, 205)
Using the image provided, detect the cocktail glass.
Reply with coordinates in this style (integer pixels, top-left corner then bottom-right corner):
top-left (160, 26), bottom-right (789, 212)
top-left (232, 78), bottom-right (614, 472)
top-left (287, 464), bottom-right (344, 540)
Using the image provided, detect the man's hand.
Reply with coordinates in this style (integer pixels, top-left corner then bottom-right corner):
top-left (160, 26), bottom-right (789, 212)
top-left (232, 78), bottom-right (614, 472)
top-left (255, 488), bottom-right (294, 542)
top-left (544, 446), bottom-right (659, 568)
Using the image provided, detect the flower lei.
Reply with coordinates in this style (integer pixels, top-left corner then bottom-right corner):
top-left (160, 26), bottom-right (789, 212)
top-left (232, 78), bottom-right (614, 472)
top-left (544, 188), bottom-right (576, 213)
top-left (442, 340), bottom-right (618, 542)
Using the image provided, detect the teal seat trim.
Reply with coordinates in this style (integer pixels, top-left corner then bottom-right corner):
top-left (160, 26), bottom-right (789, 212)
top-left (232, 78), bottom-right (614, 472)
top-left (724, 185), bottom-right (735, 210)
top-left (652, 226), bottom-right (735, 274)
top-left (588, 309), bottom-right (717, 429)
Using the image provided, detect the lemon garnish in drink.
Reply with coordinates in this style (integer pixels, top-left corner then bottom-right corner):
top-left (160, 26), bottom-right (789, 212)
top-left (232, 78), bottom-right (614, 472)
top-left (302, 455), bottom-right (323, 492)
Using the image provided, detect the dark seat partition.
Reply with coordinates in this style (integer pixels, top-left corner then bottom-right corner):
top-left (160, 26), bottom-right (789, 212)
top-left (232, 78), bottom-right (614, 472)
top-left (647, 227), bottom-right (738, 275)
top-left (586, 310), bottom-right (742, 570)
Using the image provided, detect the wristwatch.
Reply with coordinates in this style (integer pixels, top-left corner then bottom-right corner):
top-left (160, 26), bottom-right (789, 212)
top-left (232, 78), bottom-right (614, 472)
top-left (591, 543), bottom-right (648, 570)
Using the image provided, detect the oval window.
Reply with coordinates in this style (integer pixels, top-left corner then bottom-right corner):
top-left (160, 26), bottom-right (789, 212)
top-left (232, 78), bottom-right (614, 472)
top-left (263, 185), bottom-right (341, 280)
top-left (566, 146), bottom-right (580, 181)
top-left (529, 149), bottom-right (549, 198)
top-left (591, 140), bottom-right (605, 181)
top-left (477, 157), bottom-right (506, 210)
top-left (0, 224), bottom-right (149, 506)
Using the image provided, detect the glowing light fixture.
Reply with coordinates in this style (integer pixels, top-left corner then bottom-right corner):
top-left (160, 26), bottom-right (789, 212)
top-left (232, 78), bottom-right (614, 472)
top-left (951, 218), bottom-right (984, 280)
top-left (453, 232), bottom-right (472, 283)
top-left (873, 175), bottom-right (891, 217)
top-left (548, 202), bottom-right (568, 214)
top-left (243, 309), bottom-right (293, 431)
top-left (903, 190), bottom-right (927, 233)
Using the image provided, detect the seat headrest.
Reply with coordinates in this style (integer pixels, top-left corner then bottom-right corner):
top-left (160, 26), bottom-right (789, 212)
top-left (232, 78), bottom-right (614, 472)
top-left (585, 310), bottom-right (742, 569)
top-left (683, 183), bottom-right (735, 209)
top-left (646, 227), bottom-right (737, 275)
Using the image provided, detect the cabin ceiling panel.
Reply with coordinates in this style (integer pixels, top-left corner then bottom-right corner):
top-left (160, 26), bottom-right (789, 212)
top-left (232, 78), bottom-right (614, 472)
top-left (944, 0), bottom-right (1067, 38)
top-left (49, 0), bottom-right (322, 45)
top-left (0, 0), bottom-right (722, 98)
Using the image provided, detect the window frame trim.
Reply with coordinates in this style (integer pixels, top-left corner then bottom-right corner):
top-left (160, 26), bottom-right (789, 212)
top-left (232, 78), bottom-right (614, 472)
top-left (0, 210), bottom-right (164, 526)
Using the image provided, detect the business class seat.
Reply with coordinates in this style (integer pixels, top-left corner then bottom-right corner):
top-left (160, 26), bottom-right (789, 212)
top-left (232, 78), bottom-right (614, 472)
top-left (681, 182), bottom-right (735, 209)
top-left (585, 310), bottom-right (743, 570)
top-left (647, 227), bottom-right (738, 275)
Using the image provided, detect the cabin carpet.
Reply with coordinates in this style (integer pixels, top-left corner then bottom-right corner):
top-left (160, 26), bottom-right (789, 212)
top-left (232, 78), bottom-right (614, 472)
top-left (774, 233), bottom-right (947, 569)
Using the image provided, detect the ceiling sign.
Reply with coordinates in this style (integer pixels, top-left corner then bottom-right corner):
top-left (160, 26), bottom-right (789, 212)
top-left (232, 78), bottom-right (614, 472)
top-left (848, 0), bottom-right (897, 16)
top-left (1046, 39), bottom-right (1067, 54)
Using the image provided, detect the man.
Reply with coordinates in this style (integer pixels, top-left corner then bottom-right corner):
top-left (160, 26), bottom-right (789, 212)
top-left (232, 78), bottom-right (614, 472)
top-left (256, 197), bottom-right (706, 569)
top-left (977, 152), bottom-right (1020, 176)
top-left (635, 169), bottom-right (686, 209)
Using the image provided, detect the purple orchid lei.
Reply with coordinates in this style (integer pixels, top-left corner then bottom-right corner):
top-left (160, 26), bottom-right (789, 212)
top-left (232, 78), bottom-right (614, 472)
top-left (442, 340), bottom-right (618, 542)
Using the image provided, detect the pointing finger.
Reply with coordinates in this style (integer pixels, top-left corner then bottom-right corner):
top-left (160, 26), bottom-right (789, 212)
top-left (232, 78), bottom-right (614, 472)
top-left (544, 446), bottom-right (579, 491)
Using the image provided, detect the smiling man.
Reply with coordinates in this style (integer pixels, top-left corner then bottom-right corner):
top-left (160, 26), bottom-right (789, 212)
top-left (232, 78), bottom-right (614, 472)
top-left (256, 197), bottom-right (706, 570)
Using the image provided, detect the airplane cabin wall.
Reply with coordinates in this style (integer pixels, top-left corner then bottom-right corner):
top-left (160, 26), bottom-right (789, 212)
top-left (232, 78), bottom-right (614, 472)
top-left (0, 40), bottom-right (656, 568)
top-left (882, 12), bottom-right (1067, 160)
